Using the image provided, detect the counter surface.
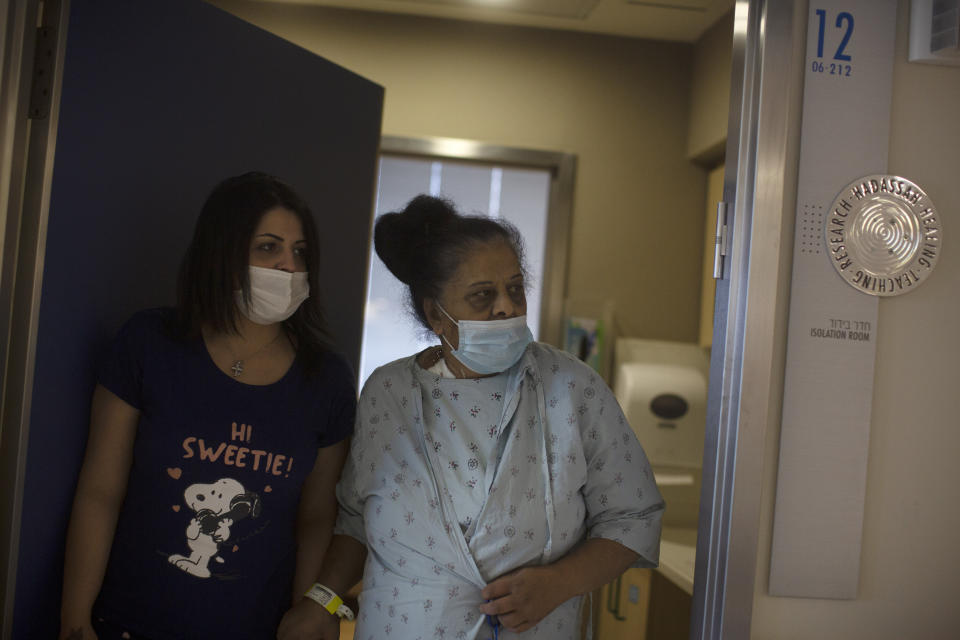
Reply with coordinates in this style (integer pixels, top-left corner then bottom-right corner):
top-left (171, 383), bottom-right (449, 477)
top-left (658, 527), bottom-right (697, 595)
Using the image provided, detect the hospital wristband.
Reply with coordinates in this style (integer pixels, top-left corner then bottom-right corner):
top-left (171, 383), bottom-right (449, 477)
top-left (304, 583), bottom-right (355, 621)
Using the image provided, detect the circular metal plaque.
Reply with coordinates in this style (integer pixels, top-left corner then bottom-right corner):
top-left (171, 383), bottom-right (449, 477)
top-left (824, 175), bottom-right (942, 297)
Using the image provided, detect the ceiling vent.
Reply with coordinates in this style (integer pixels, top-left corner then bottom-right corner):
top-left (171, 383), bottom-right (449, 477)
top-left (910, 0), bottom-right (960, 66)
top-left (382, 0), bottom-right (602, 20)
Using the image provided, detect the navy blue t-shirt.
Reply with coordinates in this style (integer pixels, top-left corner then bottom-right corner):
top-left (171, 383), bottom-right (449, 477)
top-left (92, 309), bottom-right (355, 639)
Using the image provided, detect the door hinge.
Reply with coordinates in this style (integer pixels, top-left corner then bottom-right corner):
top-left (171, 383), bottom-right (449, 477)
top-left (713, 201), bottom-right (729, 279)
top-left (29, 26), bottom-right (57, 120)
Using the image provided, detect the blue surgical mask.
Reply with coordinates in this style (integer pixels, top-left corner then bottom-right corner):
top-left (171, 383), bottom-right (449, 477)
top-left (437, 303), bottom-right (533, 375)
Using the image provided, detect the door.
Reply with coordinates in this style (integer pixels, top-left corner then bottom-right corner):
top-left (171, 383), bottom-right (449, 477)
top-left (691, 1), bottom-right (797, 637)
top-left (691, 0), bottom-right (960, 637)
top-left (4, 0), bottom-right (383, 635)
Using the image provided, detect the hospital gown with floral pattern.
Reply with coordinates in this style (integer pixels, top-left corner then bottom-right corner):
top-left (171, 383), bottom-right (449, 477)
top-left (335, 343), bottom-right (664, 639)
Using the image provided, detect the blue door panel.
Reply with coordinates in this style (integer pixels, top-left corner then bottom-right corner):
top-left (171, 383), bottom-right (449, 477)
top-left (14, 0), bottom-right (382, 634)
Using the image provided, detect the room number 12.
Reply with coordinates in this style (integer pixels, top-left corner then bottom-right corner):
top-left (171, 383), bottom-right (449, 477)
top-left (812, 8), bottom-right (853, 76)
top-left (815, 9), bottom-right (854, 60)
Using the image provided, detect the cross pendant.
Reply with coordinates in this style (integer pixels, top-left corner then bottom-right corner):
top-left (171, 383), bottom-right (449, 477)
top-left (231, 360), bottom-right (244, 377)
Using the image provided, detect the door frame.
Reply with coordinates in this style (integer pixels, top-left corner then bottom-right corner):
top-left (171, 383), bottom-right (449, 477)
top-left (0, 0), bottom-right (70, 635)
top-left (0, 1), bottom-right (807, 637)
top-left (691, 1), bottom-right (805, 638)
top-left (378, 135), bottom-right (576, 349)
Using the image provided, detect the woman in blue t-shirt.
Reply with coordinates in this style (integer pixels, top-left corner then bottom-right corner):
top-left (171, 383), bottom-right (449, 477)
top-left (59, 173), bottom-right (356, 640)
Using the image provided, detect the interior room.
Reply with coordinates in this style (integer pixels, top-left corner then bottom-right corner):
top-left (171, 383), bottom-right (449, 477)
top-left (211, 0), bottom-right (733, 344)
top-left (1, 0), bottom-right (734, 635)
top-left (207, 1), bottom-right (735, 638)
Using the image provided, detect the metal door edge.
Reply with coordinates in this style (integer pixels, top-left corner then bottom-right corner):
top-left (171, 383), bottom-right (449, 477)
top-left (690, 1), bottom-right (806, 638)
top-left (0, 1), bottom-right (70, 637)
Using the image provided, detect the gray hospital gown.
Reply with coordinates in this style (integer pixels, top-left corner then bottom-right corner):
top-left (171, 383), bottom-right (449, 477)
top-left (335, 342), bottom-right (664, 639)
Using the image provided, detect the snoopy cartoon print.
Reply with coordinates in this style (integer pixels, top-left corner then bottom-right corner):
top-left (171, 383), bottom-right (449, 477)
top-left (168, 477), bottom-right (261, 578)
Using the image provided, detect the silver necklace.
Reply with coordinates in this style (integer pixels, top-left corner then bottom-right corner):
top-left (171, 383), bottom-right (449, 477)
top-left (228, 332), bottom-right (282, 377)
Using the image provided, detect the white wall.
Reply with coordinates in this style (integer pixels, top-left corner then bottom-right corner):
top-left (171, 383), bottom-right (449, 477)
top-left (212, 0), bottom-right (709, 343)
top-left (751, 2), bottom-right (960, 637)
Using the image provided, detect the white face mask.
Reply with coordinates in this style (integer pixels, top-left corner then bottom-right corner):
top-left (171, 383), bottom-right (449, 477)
top-left (235, 266), bottom-right (309, 325)
top-left (437, 303), bottom-right (533, 375)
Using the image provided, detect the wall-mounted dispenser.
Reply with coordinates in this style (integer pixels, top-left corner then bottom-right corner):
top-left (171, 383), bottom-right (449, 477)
top-left (613, 338), bottom-right (709, 529)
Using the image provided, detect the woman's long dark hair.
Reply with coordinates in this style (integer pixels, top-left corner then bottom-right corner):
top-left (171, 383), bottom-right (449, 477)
top-left (175, 172), bottom-right (331, 375)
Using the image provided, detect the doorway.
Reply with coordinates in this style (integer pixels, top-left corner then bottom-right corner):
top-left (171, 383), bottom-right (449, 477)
top-left (0, 2), bottom-right (796, 637)
top-left (359, 135), bottom-right (576, 384)
top-left (359, 141), bottom-right (568, 383)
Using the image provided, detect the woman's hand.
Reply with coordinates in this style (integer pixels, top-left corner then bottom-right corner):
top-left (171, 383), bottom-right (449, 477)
top-left (479, 565), bottom-right (567, 633)
top-left (58, 624), bottom-right (98, 640)
top-left (480, 539), bottom-right (640, 632)
top-left (276, 599), bottom-right (339, 640)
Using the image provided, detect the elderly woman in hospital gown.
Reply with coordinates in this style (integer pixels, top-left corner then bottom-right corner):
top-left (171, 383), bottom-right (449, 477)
top-left (278, 195), bottom-right (664, 640)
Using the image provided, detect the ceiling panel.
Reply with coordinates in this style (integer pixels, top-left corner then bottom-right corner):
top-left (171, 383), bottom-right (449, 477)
top-left (625, 0), bottom-right (712, 10)
top-left (381, 0), bottom-right (603, 20)
top-left (256, 0), bottom-right (736, 42)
